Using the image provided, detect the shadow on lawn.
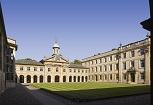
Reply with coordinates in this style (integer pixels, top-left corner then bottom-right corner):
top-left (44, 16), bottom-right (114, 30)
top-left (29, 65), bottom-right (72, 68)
top-left (36, 85), bottom-right (150, 102)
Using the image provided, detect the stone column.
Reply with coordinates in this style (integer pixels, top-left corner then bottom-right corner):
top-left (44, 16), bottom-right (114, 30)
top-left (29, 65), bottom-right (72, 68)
top-left (144, 47), bottom-right (150, 84)
top-left (76, 76), bottom-right (78, 82)
top-left (72, 76), bottom-right (74, 82)
top-left (31, 77), bottom-right (33, 83)
top-left (37, 77), bottom-right (40, 83)
top-left (118, 46), bottom-right (122, 83)
top-left (135, 72), bottom-right (138, 84)
top-left (24, 77), bottom-right (26, 83)
top-left (66, 76), bottom-right (69, 82)
top-left (128, 73), bottom-right (131, 83)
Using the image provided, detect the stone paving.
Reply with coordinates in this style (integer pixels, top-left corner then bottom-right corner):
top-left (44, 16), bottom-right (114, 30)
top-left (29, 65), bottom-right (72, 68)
top-left (0, 83), bottom-right (151, 105)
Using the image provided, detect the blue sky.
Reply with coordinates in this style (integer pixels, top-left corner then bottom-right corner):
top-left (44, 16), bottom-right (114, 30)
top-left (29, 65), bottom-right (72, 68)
top-left (1, 0), bottom-right (150, 62)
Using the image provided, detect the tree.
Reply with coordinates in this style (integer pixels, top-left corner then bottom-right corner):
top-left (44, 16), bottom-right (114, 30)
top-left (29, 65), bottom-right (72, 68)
top-left (73, 59), bottom-right (82, 65)
top-left (25, 58), bottom-right (32, 60)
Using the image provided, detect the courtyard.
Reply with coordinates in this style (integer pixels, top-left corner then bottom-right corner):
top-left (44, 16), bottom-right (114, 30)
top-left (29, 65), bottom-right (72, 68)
top-left (31, 82), bottom-right (150, 102)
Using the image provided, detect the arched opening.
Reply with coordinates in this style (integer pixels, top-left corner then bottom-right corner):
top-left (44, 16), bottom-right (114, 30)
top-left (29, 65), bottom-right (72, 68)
top-left (78, 76), bottom-right (80, 82)
top-left (55, 75), bottom-right (59, 82)
top-left (82, 76), bottom-right (84, 82)
top-left (47, 75), bottom-right (51, 82)
top-left (69, 76), bottom-right (72, 82)
top-left (40, 75), bottom-right (43, 83)
top-left (63, 76), bottom-right (66, 82)
top-left (33, 75), bottom-right (37, 83)
top-left (74, 76), bottom-right (76, 82)
top-left (85, 76), bottom-right (88, 82)
top-left (19, 75), bottom-right (24, 83)
top-left (27, 75), bottom-right (31, 83)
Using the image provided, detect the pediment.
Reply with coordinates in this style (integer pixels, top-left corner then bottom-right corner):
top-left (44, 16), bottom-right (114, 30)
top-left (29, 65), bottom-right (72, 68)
top-left (44, 55), bottom-right (69, 63)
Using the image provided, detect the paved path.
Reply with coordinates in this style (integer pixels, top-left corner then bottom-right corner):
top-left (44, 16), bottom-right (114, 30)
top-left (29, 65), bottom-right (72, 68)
top-left (0, 84), bottom-right (42, 105)
top-left (0, 83), bottom-right (151, 105)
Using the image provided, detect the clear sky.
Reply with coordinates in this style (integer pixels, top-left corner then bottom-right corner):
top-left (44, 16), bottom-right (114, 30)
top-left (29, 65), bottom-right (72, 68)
top-left (1, 0), bottom-right (150, 62)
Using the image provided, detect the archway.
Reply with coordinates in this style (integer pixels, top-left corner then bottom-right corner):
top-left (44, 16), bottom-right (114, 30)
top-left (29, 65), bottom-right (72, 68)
top-left (33, 75), bottom-right (37, 83)
top-left (27, 75), bottom-right (31, 83)
top-left (63, 76), bottom-right (66, 82)
top-left (19, 75), bottom-right (24, 83)
top-left (55, 75), bottom-right (60, 82)
top-left (40, 75), bottom-right (43, 83)
top-left (82, 76), bottom-right (84, 82)
top-left (95, 75), bottom-right (98, 81)
top-left (69, 76), bottom-right (72, 82)
top-left (47, 75), bottom-right (51, 82)
top-left (78, 76), bottom-right (80, 82)
top-left (85, 76), bottom-right (88, 82)
top-left (74, 76), bottom-right (76, 82)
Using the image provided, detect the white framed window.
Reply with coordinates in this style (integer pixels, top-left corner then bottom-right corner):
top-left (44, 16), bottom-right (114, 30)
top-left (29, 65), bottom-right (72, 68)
top-left (109, 64), bottom-right (112, 71)
top-left (78, 69), bottom-right (80, 73)
top-left (115, 63), bottom-right (119, 70)
top-left (95, 67), bottom-right (97, 72)
top-left (140, 49), bottom-right (144, 55)
top-left (109, 56), bottom-right (112, 61)
top-left (123, 62), bottom-right (126, 70)
top-left (27, 67), bottom-right (30, 71)
top-left (100, 75), bottom-right (102, 80)
top-left (140, 73), bottom-right (144, 80)
top-left (104, 57), bottom-right (107, 62)
top-left (130, 60), bottom-right (135, 67)
top-left (131, 50), bottom-right (135, 57)
top-left (63, 69), bottom-right (66, 72)
top-left (123, 53), bottom-right (126, 58)
top-left (48, 68), bottom-right (50, 72)
top-left (40, 67), bottom-right (43, 71)
top-left (140, 59), bottom-right (145, 68)
top-left (56, 67), bottom-right (58, 72)
top-left (69, 69), bottom-right (72, 72)
top-left (99, 59), bottom-right (102, 63)
top-left (92, 67), bottom-right (94, 73)
top-left (115, 54), bottom-right (119, 60)
top-left (34, 67), bottom-right (37, 71)
top-left (20, 66), bottom-right (23, 70)
top-left (74, 69), bottom-right (76, 72)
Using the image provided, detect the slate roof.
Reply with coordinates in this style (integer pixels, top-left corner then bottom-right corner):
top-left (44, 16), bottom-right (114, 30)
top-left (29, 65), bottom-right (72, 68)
top-left (15, 59), bottom-right (44, 66)
top-left (69, 64), bottom-right (89, 69)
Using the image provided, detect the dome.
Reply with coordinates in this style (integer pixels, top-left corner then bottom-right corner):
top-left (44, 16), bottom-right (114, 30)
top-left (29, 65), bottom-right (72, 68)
top-left (53, 42), bottom-right (60, 48)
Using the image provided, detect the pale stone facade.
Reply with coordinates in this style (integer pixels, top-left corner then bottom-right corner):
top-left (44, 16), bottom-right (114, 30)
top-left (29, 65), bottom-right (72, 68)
top-left (82, 36), bottom-right (150, 84)
top-left (15, 42), bottom-right (89, 83)
top-left (0, 4), bottom-right (17, 93)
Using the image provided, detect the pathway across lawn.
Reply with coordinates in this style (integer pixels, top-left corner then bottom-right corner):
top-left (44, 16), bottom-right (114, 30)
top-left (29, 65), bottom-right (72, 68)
top-left (31, 82), bottom-right (150, 102)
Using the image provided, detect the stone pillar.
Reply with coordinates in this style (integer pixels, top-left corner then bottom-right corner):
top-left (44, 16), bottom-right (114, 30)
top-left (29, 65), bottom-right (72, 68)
top-left (31, 77), bottom-right (33, 83)
top-left (135, 72), bottom-right (138, 84)
top-left (72, 76), bottom-right (74, 82)
top-left (37, 77), bottom-right (40, 83)
top-left (118, 44), bottom-right (122, 83)
top-left (80, 76), bottom-right (82, 82)
top-left (60, 75), bottom-right (63, 83)
top-left (144, 47), bottom-right (150, 84)
top-left (76, 76), bottom-right (78, 82)
top-left (24, 77), bottom-right (26, 83)
top-left (128, 73), bottom-right (131, 83)
top-left (66, 76), bottom-right (69, 82)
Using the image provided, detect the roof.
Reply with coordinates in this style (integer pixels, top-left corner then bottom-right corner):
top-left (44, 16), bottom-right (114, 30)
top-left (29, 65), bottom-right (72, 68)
top-left (15, 59), bottom-right (44, 66)
top-left (69, 64), bottom-right (89, 69)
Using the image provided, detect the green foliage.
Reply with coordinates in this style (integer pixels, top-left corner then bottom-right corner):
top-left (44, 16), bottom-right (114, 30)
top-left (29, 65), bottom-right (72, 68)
top-left (73, 59), bottom-right (82, 65)
top-left (25, 58), bottom-right (32, 60)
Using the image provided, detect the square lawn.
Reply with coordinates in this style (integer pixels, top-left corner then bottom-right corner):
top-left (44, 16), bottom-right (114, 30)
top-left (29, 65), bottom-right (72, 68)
top-left (31, 82), bottom-right (150, 101)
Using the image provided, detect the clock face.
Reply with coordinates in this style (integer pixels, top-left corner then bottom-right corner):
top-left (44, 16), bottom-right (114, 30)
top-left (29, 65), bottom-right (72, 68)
top-left (55, 55), bottom-right (60, 61)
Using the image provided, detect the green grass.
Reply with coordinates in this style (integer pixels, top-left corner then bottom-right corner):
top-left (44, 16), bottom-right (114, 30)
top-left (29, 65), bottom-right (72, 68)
top-left (30, 83), bottom-right (150, 101)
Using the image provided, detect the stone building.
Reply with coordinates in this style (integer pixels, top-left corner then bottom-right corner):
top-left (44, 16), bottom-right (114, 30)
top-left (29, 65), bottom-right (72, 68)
top-left (15, 42), bottom-right (89, 83)
top-left (82, 36), bottom-right (150, 84)
top-left (0, 4), bottom-right (17, 93)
